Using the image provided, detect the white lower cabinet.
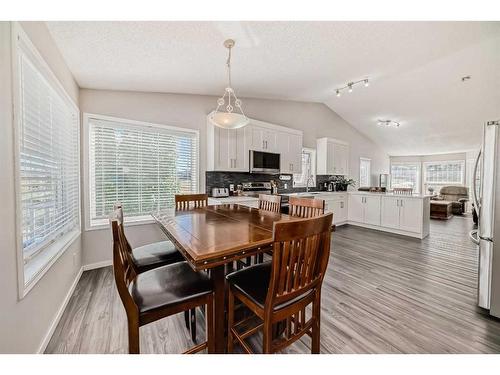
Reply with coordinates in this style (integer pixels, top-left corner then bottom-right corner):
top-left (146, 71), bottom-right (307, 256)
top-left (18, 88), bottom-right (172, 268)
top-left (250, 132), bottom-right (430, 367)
top-left (348, 194), bottom-right (381, 226)
top-left (321, 195), bottom-right (348, 225)
top-left (380, 197), bottom-right (400, 229)
top-left (398, 198), bottom-right (423, 233)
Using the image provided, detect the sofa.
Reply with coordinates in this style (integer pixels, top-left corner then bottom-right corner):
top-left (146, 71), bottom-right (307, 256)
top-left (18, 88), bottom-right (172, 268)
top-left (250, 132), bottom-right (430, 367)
top-left (431, 186), bottom-right (469, 215)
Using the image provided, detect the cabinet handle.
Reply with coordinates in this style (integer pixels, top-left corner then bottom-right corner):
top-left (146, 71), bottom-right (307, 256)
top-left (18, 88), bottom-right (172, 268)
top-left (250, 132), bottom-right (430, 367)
top-left (400, 199), bottom-right (403, 207)
top-left (265, 140), bottom-right (268, 149)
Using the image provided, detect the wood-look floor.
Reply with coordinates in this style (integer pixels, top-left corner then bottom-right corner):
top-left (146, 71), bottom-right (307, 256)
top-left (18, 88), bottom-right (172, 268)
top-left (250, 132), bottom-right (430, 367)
top-left (45, 215), bottom-right (500, 354)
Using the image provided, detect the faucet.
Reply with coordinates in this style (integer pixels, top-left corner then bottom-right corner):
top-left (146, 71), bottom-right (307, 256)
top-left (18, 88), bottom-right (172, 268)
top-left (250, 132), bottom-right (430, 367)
top-left (306, 175), bottom-right (315, 193)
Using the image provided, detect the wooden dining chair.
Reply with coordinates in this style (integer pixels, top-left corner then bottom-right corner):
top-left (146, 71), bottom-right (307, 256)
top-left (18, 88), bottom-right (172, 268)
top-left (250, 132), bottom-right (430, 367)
top-left (226, 213), bottom-right (333, 354)
top-left (289, 196), bottom-right (325, 218)
top-left (258, 194), bottom-right (282, 213)
top-left (110, 212), bottom-right (215, 354)
top-left (175, 193), bottom-right (208, 210)
top-left (174, 193), bottom-right (208, 341)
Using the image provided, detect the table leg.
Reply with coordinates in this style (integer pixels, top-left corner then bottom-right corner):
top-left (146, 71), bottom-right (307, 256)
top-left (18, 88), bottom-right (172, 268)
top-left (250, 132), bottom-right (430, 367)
top-left (211, 265), bottom-right (226, 353)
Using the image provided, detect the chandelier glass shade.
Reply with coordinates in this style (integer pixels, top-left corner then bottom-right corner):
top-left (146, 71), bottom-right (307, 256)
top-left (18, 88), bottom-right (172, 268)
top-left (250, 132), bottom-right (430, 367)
top-left (209, 39), bottom-right (249, 129)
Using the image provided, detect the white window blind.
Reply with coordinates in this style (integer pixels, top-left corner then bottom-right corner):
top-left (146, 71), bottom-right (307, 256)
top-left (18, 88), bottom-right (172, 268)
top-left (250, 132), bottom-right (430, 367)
top-left (359, 158), bottom-right (371, 187)
top-left (391, 163), bottom-right (421, 193)
top-left (293, 148), bottom-right (316, 187)
top-left (88, 118), bottom-right (199, 227)
top-left (17, 40), bottom-right (80, 279)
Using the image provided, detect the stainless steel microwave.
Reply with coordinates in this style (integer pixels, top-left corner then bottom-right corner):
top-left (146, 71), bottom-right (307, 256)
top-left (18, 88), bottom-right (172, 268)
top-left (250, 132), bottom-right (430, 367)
top-left (249, 150), bottom-right (280, 174)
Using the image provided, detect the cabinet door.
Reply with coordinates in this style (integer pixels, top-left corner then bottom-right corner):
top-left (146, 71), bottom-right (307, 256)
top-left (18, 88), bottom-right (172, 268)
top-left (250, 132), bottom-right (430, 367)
top-left (277, 132), bottom-right (291, 173)
top-left (327, 141), bottom-right (336, 174)
top-left (381, 197), bottom-right (400, 229)
top-left (263, 129), bottom-right (278, 152)
top-left (331, 200), bottom-right (347, 224)
top-left (364, 195), bottom-right (381, 226)
top-left (288, 134), bottom-right (303, 174)
top-left (214, 127), bottom-right (231, 170)
top-left (334, 144), bottom-right (349, 175)
top-left (399, 198), bottom-right (423, 233)
top-left (251, 126), bottom-right (265, 151)
top-left (233, 126), bottom-right (249, 171)
top-left (348, 194), bottom-right (364, 223)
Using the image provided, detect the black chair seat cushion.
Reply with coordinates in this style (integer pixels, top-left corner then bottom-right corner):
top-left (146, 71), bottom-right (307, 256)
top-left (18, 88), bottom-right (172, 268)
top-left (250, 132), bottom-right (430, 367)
top-left (226, 262), bottom-right (313, 311)
top-left (129, 261), bottom-right (212, 314)
top-left (131, 240), bottom-right (184, 272)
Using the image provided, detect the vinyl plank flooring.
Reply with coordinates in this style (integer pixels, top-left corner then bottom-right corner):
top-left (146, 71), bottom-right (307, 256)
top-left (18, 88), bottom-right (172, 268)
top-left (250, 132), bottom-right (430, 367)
top-left (45, 215), bottom-right (500, 354)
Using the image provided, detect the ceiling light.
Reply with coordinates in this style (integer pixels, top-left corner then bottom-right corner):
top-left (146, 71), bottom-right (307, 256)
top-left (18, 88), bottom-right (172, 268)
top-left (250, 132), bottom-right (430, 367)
top-left (377, 119), bottom-right (400, 128)
top-left (335, 78), bottom-right (370, 97)
top-left (209, 39), bottom-right (249, 129)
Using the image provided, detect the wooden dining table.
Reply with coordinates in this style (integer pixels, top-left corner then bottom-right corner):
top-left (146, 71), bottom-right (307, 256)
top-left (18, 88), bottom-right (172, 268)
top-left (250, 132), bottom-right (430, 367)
top-left (152, 203), bottom-right (293, 353)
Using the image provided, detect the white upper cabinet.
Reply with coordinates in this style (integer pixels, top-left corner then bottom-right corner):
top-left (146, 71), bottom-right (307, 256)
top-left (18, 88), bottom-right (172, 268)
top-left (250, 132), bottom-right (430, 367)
top-left (207, 114), bottom-right (303, 173)
top-left (277, 132), bottom-right (303, 174)
top-left (250, 126), bottom-right (278, 153)
top-left (316, 137), bottom-right (349, 175)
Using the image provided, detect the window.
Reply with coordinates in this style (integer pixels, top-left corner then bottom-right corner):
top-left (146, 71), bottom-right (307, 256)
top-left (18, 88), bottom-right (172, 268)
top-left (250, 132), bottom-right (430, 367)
top-left (359, 158), bottom-right (371, 187)
top-left (86, 115), bottom-right (199, 227)
top-left (293, 148), bottom-right (316, 187)
top-left (14, 30), bottom-right (80, 290)
top-left (423, 160), bottom-right (465, 193)
top-left (391, 162), bottom-right (421, 193)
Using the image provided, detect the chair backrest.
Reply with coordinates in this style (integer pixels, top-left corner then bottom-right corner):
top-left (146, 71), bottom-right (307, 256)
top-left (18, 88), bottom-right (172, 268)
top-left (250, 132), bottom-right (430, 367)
top-left (112, 203), bottom-right (133, 255)
top-left (266, 213), bottom-right (333, 310)
top-left (175, 193), bottom-right (208, 210)
top-left (110, 208), bottom-right (136, 310)
top-left (289, 196), bottom-right (325, 218)
top-left (258, 194), bottom-right (282, 213)
top-left (393, 187), bottom-right (413, 195)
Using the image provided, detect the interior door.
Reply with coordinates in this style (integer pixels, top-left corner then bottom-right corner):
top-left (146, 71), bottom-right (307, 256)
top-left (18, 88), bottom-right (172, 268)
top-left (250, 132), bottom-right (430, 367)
top-left (399, 198), bottom-right (422, 233)
top-left (381, 197), bottom-right (400, 229)
top-left (348, 194), bottom-right (364, 223)
top-left (364, 195), bottom-right (381, 226)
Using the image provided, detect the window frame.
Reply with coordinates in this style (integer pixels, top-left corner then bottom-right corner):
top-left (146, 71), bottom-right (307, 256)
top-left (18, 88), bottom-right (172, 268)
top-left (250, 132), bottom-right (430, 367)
top-left (11, 23), bottom-right (81, 298)
top-left (390, 161), bottom-right (422, 194)
top-left (83, 113), bottom-right (200, 231)
top-left (293, 147), bottom-right (316, 188)
top-left (422, 160), bottom-right (466, 188)
top-left (359, 157), bottom-right (372, 187)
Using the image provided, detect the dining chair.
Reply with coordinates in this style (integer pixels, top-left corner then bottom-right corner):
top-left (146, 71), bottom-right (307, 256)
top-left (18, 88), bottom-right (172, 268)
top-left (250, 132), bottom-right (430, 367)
top-left (258, 194), bottom-right (282, 213)
top-left (110, 212), bottom-right (215, 354)
top-left (289, 196), bottom-right (325, 218)
top-left (112, 203), bottom-right (199, 343)
top-left (226, 213), bottom-right (333, 354)
top-left (175, 193), bottom-right (208, 210)
top-left (174, 193), bottom-right (209, 341)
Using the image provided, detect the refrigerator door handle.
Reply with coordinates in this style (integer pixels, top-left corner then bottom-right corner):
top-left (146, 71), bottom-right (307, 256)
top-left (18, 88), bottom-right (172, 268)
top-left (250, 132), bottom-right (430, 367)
top-left (469, 230), bottom-right (480, 245)
top-left (472, 149), bottom-right (481, 212)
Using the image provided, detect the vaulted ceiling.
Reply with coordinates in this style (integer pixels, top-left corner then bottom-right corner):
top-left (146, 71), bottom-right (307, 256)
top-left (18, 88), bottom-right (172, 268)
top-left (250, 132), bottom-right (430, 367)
top-left (46, 21), bottom-right (500, 155)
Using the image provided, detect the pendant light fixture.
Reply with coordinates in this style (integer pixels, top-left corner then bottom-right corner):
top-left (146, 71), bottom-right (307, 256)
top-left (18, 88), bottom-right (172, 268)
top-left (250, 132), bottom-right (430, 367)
top-left (209, 39), bottom-right (249, 129)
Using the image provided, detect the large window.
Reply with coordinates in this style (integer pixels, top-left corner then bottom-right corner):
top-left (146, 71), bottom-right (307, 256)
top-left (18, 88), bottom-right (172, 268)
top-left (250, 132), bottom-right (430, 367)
top-left (423, 160), bottom-right (465, 193)
top-left (359, 158), bottom-right (371, 187)
top-left (86, 116), bottom-right (199, 227)
top-left (293, 148), bottom-right (316, 187)
top-left (391, 162), bottom-right (421, 193)
top-left (15, 30), bottom-right (80, 290)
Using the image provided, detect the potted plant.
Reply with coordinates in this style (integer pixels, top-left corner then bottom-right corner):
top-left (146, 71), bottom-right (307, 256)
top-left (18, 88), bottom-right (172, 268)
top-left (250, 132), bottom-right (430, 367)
top-left (330, 176), bottom-right (356, 191)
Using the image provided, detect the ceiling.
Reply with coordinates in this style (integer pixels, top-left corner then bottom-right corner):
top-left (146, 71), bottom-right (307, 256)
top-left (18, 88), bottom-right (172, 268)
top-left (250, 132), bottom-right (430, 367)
top-left (46, 21), bottom-right (500, 155)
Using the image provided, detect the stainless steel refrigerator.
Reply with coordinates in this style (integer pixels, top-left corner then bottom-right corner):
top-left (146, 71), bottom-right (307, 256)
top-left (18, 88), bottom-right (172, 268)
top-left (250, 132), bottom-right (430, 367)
top-left (470, 120), bottom-right (500, 317)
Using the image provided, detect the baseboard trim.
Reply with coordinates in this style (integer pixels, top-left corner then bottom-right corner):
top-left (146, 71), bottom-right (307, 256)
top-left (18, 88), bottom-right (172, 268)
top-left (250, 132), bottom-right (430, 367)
top-left (82, 259), bottom-right (112, 271)
top-left (37, 266), bottom-right (83, 354)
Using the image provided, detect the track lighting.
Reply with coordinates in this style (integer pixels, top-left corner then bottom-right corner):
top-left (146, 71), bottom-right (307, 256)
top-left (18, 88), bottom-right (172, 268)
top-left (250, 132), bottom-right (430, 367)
top-left (335, 78), bottom-right (370, 97)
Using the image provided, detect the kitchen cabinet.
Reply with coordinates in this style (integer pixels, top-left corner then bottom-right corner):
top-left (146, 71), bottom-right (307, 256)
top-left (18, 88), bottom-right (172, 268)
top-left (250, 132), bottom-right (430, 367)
top-left (251, 126), bottom-right (278, 153)
top-left (348, 194), bottom-right (381, 225)
top-left (381, 196), bottom-right (423, 233)
top-left (316, 137), bottom-right (349, 175)
top-left (277, 132), bottom-right (303, 174)
top-left (319, 193), bottom-right (348, 225)
top-left (211, 125), bottom-right (249, 172)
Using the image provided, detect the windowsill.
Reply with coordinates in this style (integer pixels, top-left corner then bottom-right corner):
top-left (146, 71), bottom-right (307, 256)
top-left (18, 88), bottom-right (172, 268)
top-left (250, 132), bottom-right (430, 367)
top-left (22, 228), bottom-right (81, 299)
top-left (86, 216), bottom-right (157, 232)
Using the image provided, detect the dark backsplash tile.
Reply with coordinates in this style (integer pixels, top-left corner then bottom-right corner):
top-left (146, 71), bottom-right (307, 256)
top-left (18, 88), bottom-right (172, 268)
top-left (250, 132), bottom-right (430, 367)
top-left (205, 172), bottom-right (341, 196)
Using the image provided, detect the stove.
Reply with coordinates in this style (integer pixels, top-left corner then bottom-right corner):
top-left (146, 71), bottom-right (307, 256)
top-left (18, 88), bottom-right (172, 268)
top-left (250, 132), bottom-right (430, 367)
top-left (241, 181), bottom-right (272, 197)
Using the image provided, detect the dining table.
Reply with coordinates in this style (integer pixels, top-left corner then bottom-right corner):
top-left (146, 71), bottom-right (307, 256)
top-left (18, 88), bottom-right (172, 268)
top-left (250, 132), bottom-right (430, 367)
top-left (152, 203), bottom-right (293, 353)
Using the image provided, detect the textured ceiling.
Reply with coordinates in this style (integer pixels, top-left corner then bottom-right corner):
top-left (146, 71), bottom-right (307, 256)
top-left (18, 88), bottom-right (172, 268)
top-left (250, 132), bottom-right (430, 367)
top-left (46, 21), bottom-right (500, 155)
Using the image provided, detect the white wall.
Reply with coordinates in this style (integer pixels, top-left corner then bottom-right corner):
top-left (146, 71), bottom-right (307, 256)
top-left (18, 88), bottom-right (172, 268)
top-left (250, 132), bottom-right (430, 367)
top-left (79, 89), bottom-right (390, 265)
top-left (0, 22), bottom-right (81, 353)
